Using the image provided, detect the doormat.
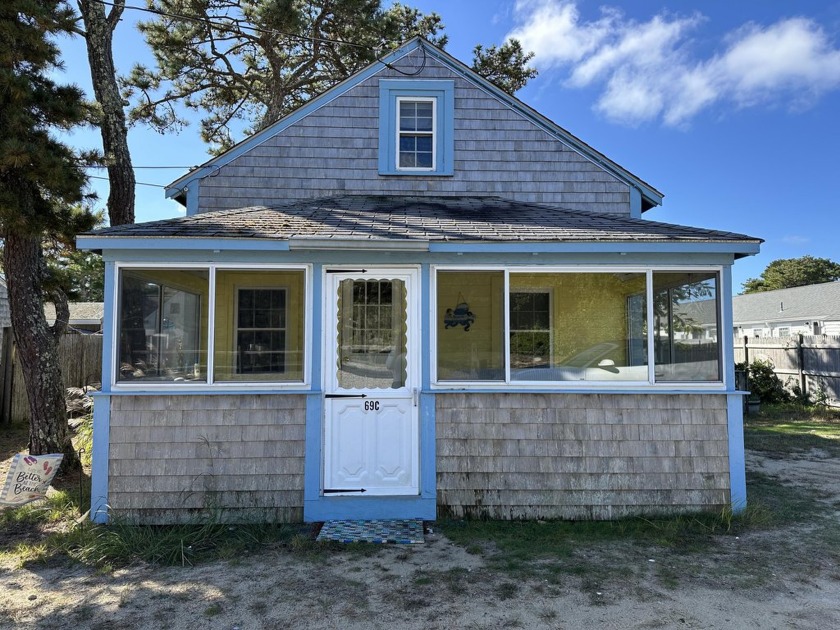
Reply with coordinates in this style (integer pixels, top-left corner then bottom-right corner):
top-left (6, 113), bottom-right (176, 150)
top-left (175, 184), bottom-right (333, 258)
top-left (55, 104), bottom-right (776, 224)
top-left (316, 519), bottom-right (425, 544)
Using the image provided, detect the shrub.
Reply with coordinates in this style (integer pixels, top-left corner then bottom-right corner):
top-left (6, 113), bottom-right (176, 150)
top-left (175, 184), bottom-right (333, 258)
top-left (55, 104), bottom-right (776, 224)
top-left (739, 359), bottom-right (789, 403)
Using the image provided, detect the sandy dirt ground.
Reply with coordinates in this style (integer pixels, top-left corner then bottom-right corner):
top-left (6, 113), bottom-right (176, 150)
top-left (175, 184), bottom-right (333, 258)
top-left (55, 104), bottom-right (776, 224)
top-left (2, 448), bottom-right (839, 630)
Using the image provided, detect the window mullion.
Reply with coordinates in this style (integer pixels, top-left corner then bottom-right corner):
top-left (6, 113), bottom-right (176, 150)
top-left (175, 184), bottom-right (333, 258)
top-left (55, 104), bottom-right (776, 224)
top-left (646, 269), bottom-right (655, 385)
top-left (504, 269), bottom-right (510, 384)
top-left (207, 265), bottom-right (216, 384)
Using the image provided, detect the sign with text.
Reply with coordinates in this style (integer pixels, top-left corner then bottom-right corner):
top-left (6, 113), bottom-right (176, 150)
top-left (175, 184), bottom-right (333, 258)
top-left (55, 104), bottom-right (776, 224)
top-left (0, 453), bottom-right (63, 507)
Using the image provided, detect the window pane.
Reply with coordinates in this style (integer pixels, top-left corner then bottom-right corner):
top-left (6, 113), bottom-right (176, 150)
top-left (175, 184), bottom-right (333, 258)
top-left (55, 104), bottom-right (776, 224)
top-left (437, 271), bottom-right (504, 381)
top-left (653, 272), bottom-right (720, 381)
top-left (337, 279), bottom-right (407, 389)
top-left (214, 270), bottom-right (306, 382)
top-left (118, 269), bottom-right (208, 382)
top-left (509, 273), bottom-right (648, 382)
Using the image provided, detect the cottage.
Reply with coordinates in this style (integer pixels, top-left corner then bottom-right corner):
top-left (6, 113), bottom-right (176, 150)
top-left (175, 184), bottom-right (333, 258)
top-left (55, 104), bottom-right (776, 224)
top-left (79, 38), bottom-right (761, 524)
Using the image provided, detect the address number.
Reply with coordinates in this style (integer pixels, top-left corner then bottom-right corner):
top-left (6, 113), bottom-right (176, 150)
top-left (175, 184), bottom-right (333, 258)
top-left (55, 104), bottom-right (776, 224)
top-left (364, 400), bottom-right (380, 411)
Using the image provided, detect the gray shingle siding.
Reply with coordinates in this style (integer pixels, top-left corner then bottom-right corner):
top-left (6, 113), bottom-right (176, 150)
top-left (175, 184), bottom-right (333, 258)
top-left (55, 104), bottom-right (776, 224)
top-left (197, 49), bottom-right (631, 215)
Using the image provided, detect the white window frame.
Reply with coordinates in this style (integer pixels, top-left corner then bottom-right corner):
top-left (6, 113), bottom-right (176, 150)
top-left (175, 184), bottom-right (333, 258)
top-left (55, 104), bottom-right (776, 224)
top-left (430, 265), bottom-right (725, 390)
top-left (111, 263), bottom-right (311, 391)
top-left (395, 96), bottom-right (437, 172)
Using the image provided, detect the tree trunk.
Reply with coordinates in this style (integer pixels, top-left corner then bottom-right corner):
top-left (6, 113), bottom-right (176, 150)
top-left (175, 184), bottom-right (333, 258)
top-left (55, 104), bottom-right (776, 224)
top-left (78, 0), bottom-right (135, 226)
top-left (3, 231), bottom-right (78, 470)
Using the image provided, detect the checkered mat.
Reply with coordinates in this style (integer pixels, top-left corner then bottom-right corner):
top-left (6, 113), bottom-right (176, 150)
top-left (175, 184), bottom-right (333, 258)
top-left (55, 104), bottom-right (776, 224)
top-left (317, 519), bottom-right (425, 544)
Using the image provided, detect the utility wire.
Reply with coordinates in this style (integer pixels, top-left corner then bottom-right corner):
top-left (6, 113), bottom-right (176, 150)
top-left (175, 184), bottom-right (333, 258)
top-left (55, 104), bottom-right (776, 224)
top-left (88, 174), bottom-right (165, 188)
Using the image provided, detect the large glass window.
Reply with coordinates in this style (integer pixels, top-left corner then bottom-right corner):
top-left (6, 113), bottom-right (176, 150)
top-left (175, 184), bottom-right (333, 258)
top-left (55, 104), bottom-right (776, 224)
top-left (653, 271), bottom-right (720, 381)
top-left (509, 273), bottom-right (648, 382)
top-left (118, 269), bottom-right (208, 382)
top-left (213, 270), bottom-right (305, 383)
top-left (434, 268), bottom-right (721, 386)
top-left (436, 271), bottom-right (504, 381)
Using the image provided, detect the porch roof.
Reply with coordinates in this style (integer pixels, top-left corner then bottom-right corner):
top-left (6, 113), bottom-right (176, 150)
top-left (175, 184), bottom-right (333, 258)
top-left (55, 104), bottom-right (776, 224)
top-left (81, 195), bottom-right (761, 252)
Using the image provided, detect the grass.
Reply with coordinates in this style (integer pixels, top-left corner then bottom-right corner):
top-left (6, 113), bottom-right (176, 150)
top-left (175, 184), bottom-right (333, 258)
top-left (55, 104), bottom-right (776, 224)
top-left (744, 402), bottom-right (840, 457)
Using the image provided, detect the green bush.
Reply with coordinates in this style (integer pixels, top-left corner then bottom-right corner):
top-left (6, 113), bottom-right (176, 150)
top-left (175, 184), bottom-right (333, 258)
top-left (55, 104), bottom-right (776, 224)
top-left (737, 359), bottom-right (789, 403)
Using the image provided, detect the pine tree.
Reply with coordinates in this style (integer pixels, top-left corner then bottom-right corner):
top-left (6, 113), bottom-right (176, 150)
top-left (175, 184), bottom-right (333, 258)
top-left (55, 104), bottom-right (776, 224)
top-left (0, 0), bottom-right (98, 468)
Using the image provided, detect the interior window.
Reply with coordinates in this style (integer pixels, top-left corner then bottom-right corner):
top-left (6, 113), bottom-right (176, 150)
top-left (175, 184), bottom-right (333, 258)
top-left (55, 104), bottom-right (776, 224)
top-left (214, 270), bottom-right (305, 383)
top-left (509, 291), bottom-right (552, 369)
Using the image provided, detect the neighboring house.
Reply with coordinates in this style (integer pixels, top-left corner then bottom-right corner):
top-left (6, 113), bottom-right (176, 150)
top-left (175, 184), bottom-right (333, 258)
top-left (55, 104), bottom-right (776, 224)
top-left (732, 282), bottom-right (840, 338)
top-left (44, 302), bottom-right (104, 334)
top-left (78, 38), bottom-right (761, 525)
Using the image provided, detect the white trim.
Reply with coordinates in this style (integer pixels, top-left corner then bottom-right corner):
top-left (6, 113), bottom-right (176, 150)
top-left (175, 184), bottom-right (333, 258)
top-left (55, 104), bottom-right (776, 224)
top-left (395, 96), bottom-right (437, 172)
top-left (430, 264), bottom-right (726, 390)
top-left (111, 262), bottom-right (311, 391)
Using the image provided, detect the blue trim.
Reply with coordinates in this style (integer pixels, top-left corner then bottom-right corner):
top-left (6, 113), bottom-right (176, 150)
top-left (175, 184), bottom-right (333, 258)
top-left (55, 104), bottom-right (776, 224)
top-left (419, 393), bottom-right (436, 502)
top-left (186, 184), bottom-right (199, 216)
top-left (630, 187), bottom-right (642, 219)
top-left (77, 236), bottom-right (292, 252)
top-left (378, 80), bottom-right (455, 176)
top-left (303, 392), bottom-right (323, 509)
top-left (720, 266), bottom-right (736, 388)
top-left (727, 393), bottom-right (747, 513)
top-left (429, 242), bottom-right (761, 256)
top-left (90, 262), bottom-right (116, 523)
top-left (90, 396), bottom-right (110, 523)
top-left (305, 496), bottom-right (436, 521)
top-left (167, 41), bottom-right (424, 199)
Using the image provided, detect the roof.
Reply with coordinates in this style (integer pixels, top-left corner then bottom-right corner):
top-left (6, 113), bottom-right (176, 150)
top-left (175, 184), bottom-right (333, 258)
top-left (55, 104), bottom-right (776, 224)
top-left (165, 38), bottom-right (663, 212)
top-left (733, 282), bottom-right (840, 324)
top-left (80, 195), bottom-right (760, 253)
top-left (44, 302), bottom-right (104, 326)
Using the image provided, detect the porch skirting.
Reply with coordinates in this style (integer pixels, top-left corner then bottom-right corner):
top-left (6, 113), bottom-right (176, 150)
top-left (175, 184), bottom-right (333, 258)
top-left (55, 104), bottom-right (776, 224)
top-left (100, 391), bottom-right (732, 524)
top-left (436, 392), bottom-right (730, 520)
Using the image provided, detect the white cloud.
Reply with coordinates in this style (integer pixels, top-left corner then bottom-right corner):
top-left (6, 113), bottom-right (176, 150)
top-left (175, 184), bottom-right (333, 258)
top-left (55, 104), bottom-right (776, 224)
top-left (507, 1), bottom-right (840, 125)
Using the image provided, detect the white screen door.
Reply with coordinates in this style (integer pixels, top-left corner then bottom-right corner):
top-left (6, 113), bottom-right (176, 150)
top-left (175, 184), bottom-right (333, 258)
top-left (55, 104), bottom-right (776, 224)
top-left (323, 269), bottom-right (420, 496)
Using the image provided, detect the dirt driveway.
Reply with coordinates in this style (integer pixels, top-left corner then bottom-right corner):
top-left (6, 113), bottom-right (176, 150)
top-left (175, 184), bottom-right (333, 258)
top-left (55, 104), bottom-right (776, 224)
top-left (2, 447), bottom-right (839, 630)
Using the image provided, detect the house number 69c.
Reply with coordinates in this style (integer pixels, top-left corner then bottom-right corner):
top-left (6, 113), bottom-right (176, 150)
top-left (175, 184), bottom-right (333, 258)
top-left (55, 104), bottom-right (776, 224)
top-left (364, 400), bottom-right (380, 411)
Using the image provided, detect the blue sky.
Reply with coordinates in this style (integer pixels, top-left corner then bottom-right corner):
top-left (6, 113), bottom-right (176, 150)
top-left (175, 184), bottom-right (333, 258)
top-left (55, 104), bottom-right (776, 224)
top-left (58, 0), bottom-right (840, 294)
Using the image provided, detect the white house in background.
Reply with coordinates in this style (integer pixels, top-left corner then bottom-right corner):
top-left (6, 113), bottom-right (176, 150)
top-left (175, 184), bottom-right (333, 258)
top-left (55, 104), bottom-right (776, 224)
top-left (733, 281), bottom-right (840, 338)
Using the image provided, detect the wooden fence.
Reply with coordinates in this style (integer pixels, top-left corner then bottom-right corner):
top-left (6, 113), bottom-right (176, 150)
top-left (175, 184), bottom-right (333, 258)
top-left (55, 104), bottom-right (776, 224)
top-left (0, 333), bottom-right (102, 424)
top-left (734, 335), bottom-right (840, 405)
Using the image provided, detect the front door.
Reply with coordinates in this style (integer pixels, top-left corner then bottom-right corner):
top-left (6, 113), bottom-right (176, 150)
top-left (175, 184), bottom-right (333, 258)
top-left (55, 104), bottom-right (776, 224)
top-left (323, 268), bottom-right (420, 496)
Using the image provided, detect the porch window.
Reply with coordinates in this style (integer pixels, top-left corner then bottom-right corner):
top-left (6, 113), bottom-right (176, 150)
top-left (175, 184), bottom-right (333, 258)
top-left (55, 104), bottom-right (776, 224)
top-left (509, 273), bottom-right (647, 382)
top-left (433, 268), bottom-right (722, 386)
top-left (213, 270), bottom-right (305, 383)
top-left (436, 270), bottom-right (504, 381)
top-left (117, 269), bottom-right (208, 382)
top-left (652, 271), bottom-right (720, 381)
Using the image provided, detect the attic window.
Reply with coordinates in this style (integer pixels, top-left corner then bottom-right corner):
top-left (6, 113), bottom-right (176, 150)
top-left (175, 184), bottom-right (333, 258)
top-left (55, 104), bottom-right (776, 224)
top-left (379, 79), bottom-right (453, 176)
top-left (397, 98), bottom-right (435, 169)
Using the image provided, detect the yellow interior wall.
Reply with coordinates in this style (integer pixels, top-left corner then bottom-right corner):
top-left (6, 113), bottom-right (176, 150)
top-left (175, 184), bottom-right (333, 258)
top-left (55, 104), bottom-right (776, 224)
top-left (213, 270), bottom-right (305, 381)
top-left (510, 273), bottom-right (646, 366)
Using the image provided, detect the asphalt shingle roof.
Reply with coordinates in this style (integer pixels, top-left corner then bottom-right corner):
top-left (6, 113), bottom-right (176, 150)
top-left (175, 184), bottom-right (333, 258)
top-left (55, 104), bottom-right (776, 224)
top-left (85, 196), bottom-right (760, 248)
top-left (733, 281), bottom-right (840, 323)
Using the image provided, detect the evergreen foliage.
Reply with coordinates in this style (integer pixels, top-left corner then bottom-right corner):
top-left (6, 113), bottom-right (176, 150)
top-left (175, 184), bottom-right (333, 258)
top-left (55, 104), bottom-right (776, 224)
top-left (124, 0), bottom-right (537, 153)
top-left (742, 256), bottom-right (840, 294)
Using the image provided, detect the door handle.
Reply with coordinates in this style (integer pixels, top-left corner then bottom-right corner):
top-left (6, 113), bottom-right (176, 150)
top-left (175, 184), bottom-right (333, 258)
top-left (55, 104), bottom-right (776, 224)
top-left (412, 388), bottom-right (419, 407)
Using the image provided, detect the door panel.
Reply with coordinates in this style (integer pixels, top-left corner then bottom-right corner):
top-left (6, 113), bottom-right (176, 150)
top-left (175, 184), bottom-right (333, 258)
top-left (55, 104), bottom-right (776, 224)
top-left (324, 270), bottom-right (419, 496)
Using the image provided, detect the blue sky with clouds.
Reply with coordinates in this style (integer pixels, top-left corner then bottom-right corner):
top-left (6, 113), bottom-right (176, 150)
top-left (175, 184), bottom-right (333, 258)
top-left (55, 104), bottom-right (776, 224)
top-left (59, 0), bottom-right (840, 293)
